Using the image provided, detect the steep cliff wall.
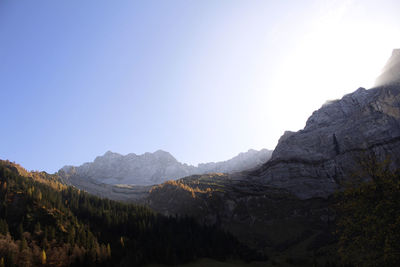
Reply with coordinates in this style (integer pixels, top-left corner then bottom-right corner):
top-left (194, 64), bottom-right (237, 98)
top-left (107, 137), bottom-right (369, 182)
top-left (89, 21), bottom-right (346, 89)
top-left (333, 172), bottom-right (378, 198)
top-left (255, 85), bottom-right (400, 199)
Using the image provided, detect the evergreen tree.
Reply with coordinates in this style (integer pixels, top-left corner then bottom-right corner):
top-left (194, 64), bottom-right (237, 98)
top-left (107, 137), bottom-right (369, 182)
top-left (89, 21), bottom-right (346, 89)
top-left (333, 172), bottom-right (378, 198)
top-left (336, 157), bottom-right (400, 266)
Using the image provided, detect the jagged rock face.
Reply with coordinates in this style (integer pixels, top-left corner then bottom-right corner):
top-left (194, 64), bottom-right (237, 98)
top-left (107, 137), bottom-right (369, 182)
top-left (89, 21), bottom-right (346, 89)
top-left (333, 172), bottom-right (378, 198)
top-left (375, 49), bottom-right (400, 87)
top-left (61, 150), bottom-right (195, 185)
top-left (60, 149), bottom-right (272, 186)
top-left (197, 149), bottom-right (272, 173)
top-left (256, 85), bottom-right (400, 199)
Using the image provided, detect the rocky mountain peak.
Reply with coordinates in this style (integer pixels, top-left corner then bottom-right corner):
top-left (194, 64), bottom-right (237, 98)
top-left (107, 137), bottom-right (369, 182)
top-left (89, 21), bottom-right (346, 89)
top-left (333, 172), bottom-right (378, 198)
top-left (152, 150), bottom-right (177, 161)
top-left (59, 148), bottom-right (272, 186)
top-left (375, 48), bottom-right (400, 87)
top-left (99, 150), bottom-right (123, 160)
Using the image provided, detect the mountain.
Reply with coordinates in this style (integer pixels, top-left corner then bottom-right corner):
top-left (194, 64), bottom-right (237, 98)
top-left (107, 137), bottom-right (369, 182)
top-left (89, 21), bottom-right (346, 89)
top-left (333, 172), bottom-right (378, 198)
top-left (60, 150), bottom-right (195, 186)
top-left (375, 49), bottom-right (400, 86)
top-left (254, 84), bottom-right (400, 199)
top-left (252, 48), bottom-right (400, 199)
top-left (59, 148), bottom-right (272, 186)
top-left (6, 49), bottom-right (397, 266)
top-left (138, 49), bottom-right (400, 265)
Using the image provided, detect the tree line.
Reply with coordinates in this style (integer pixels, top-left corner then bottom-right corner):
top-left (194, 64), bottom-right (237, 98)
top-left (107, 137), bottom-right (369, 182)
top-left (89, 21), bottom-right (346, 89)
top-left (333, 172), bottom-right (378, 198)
top-left (0, 161), bottom-right (259, 266)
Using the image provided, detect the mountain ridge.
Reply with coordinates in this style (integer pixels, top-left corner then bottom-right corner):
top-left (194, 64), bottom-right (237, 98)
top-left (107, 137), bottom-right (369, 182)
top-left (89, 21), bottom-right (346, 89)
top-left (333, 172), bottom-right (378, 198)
top-left (59, 148), bottom-right (272, 186)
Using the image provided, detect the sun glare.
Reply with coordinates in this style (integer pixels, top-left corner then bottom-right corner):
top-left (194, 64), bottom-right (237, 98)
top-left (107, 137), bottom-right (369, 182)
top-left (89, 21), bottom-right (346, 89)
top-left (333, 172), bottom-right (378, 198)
top-left (265, 17), bottom-right (399, 135)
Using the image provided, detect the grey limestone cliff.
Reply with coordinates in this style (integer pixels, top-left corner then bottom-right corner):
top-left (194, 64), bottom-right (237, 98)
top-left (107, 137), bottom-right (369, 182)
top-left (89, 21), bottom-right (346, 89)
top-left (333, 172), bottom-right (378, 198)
top-left (59, 148), bottom-right (272, 187)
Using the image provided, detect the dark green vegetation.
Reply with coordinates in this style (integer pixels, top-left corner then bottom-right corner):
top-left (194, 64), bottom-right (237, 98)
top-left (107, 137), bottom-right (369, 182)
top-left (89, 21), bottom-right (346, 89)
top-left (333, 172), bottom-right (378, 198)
top-left (147, 159), bottom-right (400, 267)
top-left (147, 174), bottom-right (339, 266)
top-left (0, 160), bottom-right (258, 266)
top-left (336, 157), bottom-right (400, 266)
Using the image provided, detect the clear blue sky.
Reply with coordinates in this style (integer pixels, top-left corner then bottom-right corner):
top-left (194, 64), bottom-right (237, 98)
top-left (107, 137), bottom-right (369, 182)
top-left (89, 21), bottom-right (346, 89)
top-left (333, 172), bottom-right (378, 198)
top-left (1, 0), bottom-right (400, 173)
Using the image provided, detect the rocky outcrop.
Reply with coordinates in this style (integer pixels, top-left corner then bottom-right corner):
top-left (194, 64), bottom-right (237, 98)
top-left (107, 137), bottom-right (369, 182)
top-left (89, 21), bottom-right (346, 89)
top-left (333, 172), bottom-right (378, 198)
top-left (59, 148), bottom-right (272, 186)
top-left (255, 84), bottom-right (400, 199)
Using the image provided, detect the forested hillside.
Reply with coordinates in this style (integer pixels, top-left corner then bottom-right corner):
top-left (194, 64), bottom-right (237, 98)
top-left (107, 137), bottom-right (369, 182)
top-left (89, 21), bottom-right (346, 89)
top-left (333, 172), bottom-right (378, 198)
top-left (335, 157), bottom-right (400, 266)
top-left (0, 160), bottom-right (258, 266)
top-left (145, 156), bottom-right (400, 266)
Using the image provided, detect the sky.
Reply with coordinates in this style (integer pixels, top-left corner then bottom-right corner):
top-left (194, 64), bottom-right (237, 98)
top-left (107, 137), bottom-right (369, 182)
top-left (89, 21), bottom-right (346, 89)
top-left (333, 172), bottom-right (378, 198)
top-left (1, 0), bottom-right (400, 173)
